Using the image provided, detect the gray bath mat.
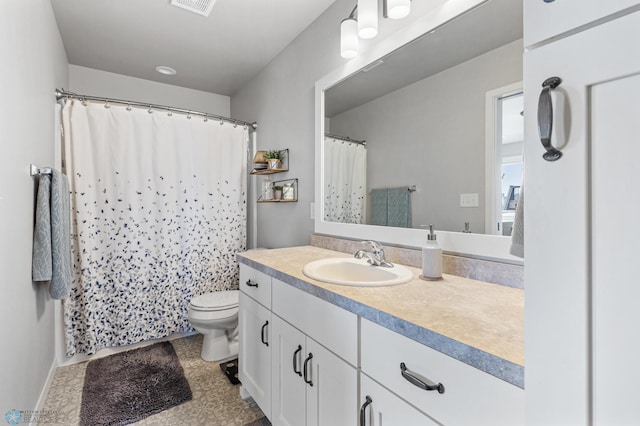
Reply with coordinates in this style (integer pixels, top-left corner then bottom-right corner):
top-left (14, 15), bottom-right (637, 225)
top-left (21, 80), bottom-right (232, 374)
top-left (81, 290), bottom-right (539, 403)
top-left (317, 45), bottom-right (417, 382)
top-left (79, 341), bottom-right (192, 425)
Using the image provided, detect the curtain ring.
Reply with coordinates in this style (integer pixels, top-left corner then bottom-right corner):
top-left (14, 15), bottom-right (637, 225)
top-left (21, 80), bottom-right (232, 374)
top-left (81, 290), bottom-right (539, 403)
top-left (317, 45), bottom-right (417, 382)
top-left (147, 105), bottom-right (153, 114)
top-left (219, 120), bottom-right (224, 126)
top-left (203, 116), bottom-right (208, 122)
top-left (126, 104), bottom-right (132, 111)
top-left (187, 111), bottom-right (192, 119)
top-left (233, 122), bottom-right (238, 128)
top-left (167, 108), bottom-right (172, 116)
top-left (81, 97), bottom-right (88, 106)
top-left (104, 100), bottom-right (110, 108)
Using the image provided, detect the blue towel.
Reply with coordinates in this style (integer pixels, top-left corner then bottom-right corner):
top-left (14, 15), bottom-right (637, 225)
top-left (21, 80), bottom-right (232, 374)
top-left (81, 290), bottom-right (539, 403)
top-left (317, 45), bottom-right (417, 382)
top-left (370, 189), bottom-right (388, 226)
top-left (32, 169), bottom-right (72, 299)
top-left (387, 187), bottom-right (411, 228)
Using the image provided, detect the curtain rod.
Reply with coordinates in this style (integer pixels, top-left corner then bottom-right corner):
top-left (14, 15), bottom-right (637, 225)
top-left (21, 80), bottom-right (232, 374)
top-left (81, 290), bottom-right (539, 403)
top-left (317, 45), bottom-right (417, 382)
top-left (324, 133), bottom-right (366, 147)
top-left (55, 89), bottom-right (257, 130)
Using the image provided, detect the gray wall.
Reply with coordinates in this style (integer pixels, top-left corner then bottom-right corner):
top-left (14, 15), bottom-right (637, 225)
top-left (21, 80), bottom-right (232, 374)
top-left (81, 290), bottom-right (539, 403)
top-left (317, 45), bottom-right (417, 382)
top-left (0, 0), bottom-right (69, 412)
top-left (330, 40), bottom-right (523, 234)
top-left (232, 0), bottom-right (431, 248)
top-left (69, 65), bottom-right (230, 116)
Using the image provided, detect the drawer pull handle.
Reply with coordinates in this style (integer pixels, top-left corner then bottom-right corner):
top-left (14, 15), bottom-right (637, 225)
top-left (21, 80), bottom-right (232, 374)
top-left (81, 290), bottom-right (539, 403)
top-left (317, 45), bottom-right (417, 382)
top-left (303, 353), bottom-right (314, 386)
top-left (359, 395), bottom-right (373, 426)
top-left (292, 345), bottom-right (303, 376)
top-left (260, 320), bottom-right (269, 346)
top-left (538, 76), bottom-right (563, 161)
top-left (246, 279), bottom-right (259, 288)
top-left (400, 362), bottom-right (445, 394)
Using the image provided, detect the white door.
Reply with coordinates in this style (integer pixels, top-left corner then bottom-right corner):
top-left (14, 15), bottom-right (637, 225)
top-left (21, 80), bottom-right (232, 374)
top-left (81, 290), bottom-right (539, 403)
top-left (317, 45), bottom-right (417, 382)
top-left (305, 338), bottom-right (358, 426)
top-left (524, 0), bottom-right (640, 47)
top-left (238, 293), bottom-right (272, 419)
top-left (524, 10), bottom-right (640, 424)
top-left (359, 373), bottom-right (438, 426)
top-left (271, 315), bottom-right (307, 426)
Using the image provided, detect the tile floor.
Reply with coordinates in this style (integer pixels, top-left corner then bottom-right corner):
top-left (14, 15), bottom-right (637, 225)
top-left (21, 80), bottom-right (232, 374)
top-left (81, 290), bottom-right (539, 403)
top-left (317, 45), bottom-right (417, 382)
top-left (42, 335), bottom-right (265, 425)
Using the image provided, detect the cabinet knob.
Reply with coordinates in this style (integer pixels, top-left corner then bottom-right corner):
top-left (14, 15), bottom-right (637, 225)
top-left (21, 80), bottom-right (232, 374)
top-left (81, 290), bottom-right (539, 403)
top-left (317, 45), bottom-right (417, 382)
top-left (292, 345), bottom-right (303, 377)
top-left (538, 76), bottom-right (563, 161)
top-left (260, 320), bottom-right (269, 346)
top-left (303, 353), bottom-right (314, 386)
top-left (359, 395), bottom-right (373, 426)
top-left (400, 362), bottom-right (445, 394)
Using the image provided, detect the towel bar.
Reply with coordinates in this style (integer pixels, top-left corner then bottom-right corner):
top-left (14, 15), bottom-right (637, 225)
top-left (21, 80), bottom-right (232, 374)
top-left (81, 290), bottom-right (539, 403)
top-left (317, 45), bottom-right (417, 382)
top-left (30, 164), bottom-right (53, 176)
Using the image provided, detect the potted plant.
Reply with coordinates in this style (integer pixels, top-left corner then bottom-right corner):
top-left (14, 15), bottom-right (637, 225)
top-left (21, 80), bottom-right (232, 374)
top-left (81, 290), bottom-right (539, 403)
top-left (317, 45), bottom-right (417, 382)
top-left (264, 150), bottom-right (283, 170)
top-left (273, 185), bottom-right (283, 200)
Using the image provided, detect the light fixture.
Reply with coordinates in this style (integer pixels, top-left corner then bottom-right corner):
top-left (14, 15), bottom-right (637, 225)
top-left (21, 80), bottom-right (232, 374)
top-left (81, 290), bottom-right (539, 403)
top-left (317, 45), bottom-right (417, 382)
top-left (341, 16), bottom-right (359, 59)
top-left (357, 0), bottom-right (378, 39)
top-left (340, 0), bottom-right (411, 59)
top-left (155, 65), bottom-right (177, 75)
top-left (384, 0), bottom-right (411, 19)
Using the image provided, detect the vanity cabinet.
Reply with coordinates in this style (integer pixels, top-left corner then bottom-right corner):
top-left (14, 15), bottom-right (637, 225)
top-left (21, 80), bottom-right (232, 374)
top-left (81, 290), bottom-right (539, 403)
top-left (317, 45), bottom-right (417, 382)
top-left (238, 265), bottom-right (273, 419)
top-left (361, 319), bottom-right (523, 425)
top-left (523, 0), bottom-right (639, 47)
top-left (271, 315), bottom-right (357, 426)
top-left (525, 7), bottom-right (640, 424)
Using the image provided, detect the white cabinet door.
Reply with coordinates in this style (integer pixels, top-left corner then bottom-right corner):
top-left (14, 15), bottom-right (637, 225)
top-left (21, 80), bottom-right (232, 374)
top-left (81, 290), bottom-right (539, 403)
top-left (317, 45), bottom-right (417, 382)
top-left (305, 338), bottom-right (357, 426)
top-left (239, 292), bottom-right (272, 419)
top-left (271, 315), bottom-right (307, 426)
top-left (524, 10), bottom-right (640, 424)
top-left (590, 57), bottom-right (640, 426)
top-left (360, 373), bottom-right (438, 426)
top-left (524, 0), bottom-right (640, 47)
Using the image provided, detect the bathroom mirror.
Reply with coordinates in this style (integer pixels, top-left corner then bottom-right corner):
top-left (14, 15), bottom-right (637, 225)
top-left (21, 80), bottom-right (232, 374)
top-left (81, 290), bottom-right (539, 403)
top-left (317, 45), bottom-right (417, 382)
top-left (315, 0), bottom-right (524, 262)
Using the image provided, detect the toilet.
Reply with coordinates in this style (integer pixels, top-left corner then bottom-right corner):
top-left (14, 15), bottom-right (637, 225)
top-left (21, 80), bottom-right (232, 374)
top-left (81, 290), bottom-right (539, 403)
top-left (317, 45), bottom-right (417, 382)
top-left (188, 290), bottom-right (239, 361)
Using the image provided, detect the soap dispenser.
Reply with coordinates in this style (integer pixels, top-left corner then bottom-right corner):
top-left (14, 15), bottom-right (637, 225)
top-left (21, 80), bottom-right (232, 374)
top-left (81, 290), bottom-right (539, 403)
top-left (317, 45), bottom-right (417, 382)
top-left (421, 225), bottom-right (443, 281)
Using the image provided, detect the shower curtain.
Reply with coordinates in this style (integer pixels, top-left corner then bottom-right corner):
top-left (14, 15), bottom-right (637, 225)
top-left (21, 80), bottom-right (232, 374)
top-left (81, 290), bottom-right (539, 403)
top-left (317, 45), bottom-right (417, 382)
top-left (324, 137), bottom-right (366, 223)
top-left (62, 100), bottom-right (248, 356)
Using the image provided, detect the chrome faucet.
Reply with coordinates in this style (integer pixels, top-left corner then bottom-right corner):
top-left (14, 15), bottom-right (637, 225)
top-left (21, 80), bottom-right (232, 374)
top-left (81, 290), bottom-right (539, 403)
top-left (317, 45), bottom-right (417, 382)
top-left (354, 241), bottom-right (393, 267)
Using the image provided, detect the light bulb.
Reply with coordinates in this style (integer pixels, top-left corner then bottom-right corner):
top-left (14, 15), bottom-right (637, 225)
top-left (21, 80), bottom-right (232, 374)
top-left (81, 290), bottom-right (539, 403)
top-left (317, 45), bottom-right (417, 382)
top-left (386, 0), bottom-right (410, 19)
top-left (358, 0), bottom-right (378, 39)
top-left (340, 18), bottom-right (359, 58)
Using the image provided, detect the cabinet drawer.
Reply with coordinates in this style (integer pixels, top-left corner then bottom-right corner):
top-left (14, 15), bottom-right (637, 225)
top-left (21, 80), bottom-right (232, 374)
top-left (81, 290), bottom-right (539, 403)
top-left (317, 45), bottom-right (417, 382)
top-left (272, 280), bottom-right (358, 366)
top-left (524, 0), bottom-right (639, 47)
top-left (361, 319), bottom-right (523, 426)
top-left (239, 264), bottom-right (272, 308)
top-left (360, 373), bottom-right (438, 426)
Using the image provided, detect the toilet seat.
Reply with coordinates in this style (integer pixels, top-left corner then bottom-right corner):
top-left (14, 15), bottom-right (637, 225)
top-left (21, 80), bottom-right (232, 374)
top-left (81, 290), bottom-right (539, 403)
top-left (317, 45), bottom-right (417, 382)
top-left (189, 290), bottom-right (239, 311)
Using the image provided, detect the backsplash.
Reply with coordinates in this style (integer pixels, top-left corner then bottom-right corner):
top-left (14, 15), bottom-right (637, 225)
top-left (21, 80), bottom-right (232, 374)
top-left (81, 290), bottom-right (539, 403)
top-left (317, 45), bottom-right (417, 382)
top-left (310, 234), bottom-right (523, 289)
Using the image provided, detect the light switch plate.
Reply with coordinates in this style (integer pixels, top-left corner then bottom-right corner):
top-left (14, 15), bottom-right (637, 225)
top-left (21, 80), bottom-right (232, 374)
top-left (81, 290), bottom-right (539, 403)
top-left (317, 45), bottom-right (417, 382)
top-left (460, 193), bottom-right (479, 208)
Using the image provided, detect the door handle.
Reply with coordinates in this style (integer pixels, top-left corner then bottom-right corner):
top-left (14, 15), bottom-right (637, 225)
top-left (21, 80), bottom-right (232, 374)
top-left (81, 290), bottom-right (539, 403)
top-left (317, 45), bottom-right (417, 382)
top-left (359, 395), bottom-right (373, 426)
top-left (260, 320), bottom-right (269, 346)
top-left (400, 362), bottom-right (445, 394)
top-left (537, 76), bottom-right (563, 161)
top-left (246, 279), bottom-right (259, 287)
top-left (292, 345), bottom-right (303, 376)
top-left (303, 353), bottom-right (314, 386)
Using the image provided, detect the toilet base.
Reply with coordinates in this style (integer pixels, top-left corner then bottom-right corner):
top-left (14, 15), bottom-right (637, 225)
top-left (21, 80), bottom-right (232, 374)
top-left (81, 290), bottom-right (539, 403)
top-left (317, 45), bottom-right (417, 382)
top-left (200, 329), bottom-right (239, 362)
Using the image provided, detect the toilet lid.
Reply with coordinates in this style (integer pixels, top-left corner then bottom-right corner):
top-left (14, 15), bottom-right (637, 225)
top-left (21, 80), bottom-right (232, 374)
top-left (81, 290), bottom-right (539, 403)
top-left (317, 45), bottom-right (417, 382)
top-left (190, 290), bottom-right (239, 311)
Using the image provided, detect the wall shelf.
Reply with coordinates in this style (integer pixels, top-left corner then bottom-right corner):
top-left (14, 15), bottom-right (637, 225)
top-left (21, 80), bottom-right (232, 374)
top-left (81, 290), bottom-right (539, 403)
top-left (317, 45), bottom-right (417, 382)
top-left (251, 149), bottom-right (289, 175)
top-left (258, 178), bottom-right (298, 203)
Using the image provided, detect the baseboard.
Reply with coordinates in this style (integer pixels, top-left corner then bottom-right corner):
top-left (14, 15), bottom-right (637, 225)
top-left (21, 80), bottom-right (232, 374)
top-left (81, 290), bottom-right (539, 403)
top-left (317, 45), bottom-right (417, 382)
top-left (30, 358), bottom-right (58, 426)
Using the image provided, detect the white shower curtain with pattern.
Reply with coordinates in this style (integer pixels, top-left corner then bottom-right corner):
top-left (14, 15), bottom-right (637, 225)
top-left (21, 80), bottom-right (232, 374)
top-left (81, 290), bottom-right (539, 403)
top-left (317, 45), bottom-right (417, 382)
top-left (324, 137), bottom-right (366, 224)
top-left (62, 100), bottom-right (248, 356)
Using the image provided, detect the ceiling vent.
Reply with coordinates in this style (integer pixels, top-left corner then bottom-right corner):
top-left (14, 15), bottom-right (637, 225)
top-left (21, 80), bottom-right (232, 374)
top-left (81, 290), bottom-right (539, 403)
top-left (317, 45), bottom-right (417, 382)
top-left (170, 0), bottom-right (217, 17)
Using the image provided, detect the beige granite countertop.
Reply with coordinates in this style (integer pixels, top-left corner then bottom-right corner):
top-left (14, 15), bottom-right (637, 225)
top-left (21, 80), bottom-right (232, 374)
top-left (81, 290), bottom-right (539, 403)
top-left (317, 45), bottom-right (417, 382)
top-left (238, 246), bottom-right (524, 367)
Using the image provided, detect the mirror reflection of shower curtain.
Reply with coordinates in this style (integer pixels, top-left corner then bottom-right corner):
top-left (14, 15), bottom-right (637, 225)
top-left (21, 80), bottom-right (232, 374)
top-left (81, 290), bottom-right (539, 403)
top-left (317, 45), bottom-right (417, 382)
top-left (61, 100), bottom-right (248, 356)
top-left (324, 137), bottom-right (366, 223)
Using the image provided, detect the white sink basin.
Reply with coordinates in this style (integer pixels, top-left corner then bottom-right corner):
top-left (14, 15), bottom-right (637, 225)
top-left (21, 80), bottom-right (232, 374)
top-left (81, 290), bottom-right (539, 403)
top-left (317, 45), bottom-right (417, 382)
top-left (302, 257), bottom-right (413, 287)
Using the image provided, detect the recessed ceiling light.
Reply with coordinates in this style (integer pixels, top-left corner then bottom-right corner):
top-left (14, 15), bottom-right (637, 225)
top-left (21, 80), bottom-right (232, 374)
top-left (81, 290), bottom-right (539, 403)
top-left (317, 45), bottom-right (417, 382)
top-left (155, 65), bottom-right (177, 75)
